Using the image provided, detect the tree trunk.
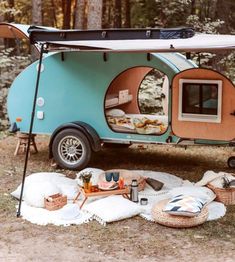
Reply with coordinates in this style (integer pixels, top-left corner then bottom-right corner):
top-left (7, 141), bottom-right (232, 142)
top-left (74, 0), bottom-right (86, 29)
top-left (4, 0), bottom-right (15, 48)
top-left (123, 0), bottom-right (131, 28)
top-left (215, 0), bottom-right (230, 33)
top-left (5, 0), bottom-right (14, 22)
top-left (0, 5), bottom-right (4, 45)
top-left (31, 0), bottom-right (42, 60)
top-left (62, 0), bottom-right (72, 29)
top-left (32, 0), bottom-right (42, 25)
top-left (113, 0), bottom-right (121, 28)
top-left (191, 0), bottom-right (196, 15)
top-left (87, 0), bottom-right (102, 29)
top-left (51, 0), bottom-right (58, 27)
top-left (107, 1), bottom-right (113, 28)
top-left (102, 0), bottom-right (107, 28)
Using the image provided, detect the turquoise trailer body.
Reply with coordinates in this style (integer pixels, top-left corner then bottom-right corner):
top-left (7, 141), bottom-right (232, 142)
top-left (3, 23), bottom-right (235, 170)
top-left (7, 52), bottom-right (195, 144)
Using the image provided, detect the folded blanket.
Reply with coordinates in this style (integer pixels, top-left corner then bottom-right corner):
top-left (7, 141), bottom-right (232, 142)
top-left (195, 171), bottom-right (225, 187)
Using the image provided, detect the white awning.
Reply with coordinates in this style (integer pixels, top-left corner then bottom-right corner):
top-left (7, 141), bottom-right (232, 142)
top-left (45, 33), bottom-right (235, 52)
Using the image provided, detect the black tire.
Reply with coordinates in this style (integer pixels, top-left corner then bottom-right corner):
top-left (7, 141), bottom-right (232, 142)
top-left (52, 128), bottom-right (92, 170)
top-left (227, 156), bottom-right (235, 169)
top-left (102, 143), bottom-right (131, 149)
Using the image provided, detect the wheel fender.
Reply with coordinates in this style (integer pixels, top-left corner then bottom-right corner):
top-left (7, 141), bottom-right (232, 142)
top-left (49, 121), bottom-right (101, 158)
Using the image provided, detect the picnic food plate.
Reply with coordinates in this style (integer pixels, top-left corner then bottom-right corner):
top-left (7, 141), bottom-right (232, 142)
top-left (98, 185), bottom-right (119, 191)
top-left (98, 181), bottom-right (119, 191)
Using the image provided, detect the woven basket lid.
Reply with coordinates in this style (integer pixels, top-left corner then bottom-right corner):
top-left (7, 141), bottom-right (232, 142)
top-left (151, 199), bottom-right (208, 228)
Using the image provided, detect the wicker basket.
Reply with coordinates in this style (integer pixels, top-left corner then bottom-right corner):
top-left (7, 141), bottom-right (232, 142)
top-left (151, 199), bottom-right (208, 228)
top-left (44, 193), bottom-right (67, 211)
top-left (207, 184), bottom-right (235, 205)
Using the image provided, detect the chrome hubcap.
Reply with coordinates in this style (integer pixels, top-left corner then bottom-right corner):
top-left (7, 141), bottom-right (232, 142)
top-left (58, 136), bottom-right (83, 165)
top-left (230, 159), bottom-right (235, 167)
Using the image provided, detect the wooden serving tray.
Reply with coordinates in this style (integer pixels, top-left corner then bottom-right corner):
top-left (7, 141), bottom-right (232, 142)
top-left (81, 186), bottom-right (129, 197)
top-left (73, 186), bottom-right (130, 209)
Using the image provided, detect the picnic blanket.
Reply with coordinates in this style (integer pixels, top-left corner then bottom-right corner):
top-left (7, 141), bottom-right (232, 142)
top-left (12, 171), bottom-right (226, 226)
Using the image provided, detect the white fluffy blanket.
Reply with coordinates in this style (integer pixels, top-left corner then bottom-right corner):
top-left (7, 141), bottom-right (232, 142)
top-left (13, 171), bottom-right (226, 226)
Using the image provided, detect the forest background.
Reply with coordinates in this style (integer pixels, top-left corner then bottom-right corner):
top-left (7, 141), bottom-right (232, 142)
top-left (0, 0), bottom-right (235, 129)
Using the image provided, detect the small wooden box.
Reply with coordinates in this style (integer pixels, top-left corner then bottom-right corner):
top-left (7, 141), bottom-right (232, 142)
top-left (119, 89), bottom-right (129, 104)
top-left (44, 193), bottom-right (67, 211)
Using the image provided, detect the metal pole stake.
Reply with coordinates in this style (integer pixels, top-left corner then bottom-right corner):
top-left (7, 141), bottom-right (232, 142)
top-left (17, 43), bottom-right (45, 217)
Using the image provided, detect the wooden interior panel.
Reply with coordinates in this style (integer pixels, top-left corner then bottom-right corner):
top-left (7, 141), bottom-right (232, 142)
top-left (172, 68), bottom-right (235, 141)
top-left (106, 67), bottom-right (152, 113)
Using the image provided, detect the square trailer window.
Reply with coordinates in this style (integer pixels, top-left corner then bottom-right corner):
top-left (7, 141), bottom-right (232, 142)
top-left (178, 79), bottom-right (222, 123)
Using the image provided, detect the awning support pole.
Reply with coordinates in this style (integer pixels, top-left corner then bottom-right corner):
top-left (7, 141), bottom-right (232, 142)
top-left (16, 43), bottom-right (45, 217)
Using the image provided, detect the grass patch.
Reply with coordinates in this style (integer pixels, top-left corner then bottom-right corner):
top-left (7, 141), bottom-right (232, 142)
top-left (0, 193), bottom-right (17, 214)
top-left (0, 134), bottom-right (234, 261)
top-left (182, 205), bottom-right (235, 243)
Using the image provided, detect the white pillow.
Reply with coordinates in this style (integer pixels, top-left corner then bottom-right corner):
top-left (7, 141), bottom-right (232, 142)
top-left (106, 109), bottom-right (125, 118)
top-left (24, 181), bottom-right (61, 208)
top-left (11, 172), bottom-right (79, 201)
top-left (163, 194), bottom-right (206, 217)
top-left (169, 186), bottom-right (216, 204)
top-left (76, 168), bottom-right (104, 187)
top-left (83, 195), bottom-right (142, 224)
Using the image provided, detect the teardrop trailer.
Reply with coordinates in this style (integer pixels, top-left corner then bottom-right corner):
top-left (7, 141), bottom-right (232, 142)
top-left (2, 23), bottom-right (235, 171)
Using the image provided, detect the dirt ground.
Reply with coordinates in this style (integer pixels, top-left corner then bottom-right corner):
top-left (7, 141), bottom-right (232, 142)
top-left (0, 133), bottom-right (235, 262)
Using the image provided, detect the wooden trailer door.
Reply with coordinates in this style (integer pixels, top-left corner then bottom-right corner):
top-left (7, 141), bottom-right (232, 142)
top-left (171, 68), bottom-right (235, 141)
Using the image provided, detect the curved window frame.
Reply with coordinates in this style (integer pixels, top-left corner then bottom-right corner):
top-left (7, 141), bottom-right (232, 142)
top-left (104, 66), bottom-right (169, 136)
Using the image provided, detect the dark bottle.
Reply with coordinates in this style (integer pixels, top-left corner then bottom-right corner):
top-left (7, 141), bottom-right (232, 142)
top-left (130, 179), bottom-right (139, 203)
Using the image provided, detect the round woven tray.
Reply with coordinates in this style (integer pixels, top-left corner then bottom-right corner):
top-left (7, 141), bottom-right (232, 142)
top-left (151, 199), bottom-right (209, 228)
top-left (99, 169), bottom-right (146, 192)
top-left (207, 184), bottom-right (235, 205)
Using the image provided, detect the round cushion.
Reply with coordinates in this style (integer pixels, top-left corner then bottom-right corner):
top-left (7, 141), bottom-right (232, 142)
top-left (99, 169), bottom-right (146, 192)
top-left (151, 199), bottom-right (209, 228)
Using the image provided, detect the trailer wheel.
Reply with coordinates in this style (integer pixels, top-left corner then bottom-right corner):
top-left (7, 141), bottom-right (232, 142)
top-left (227, 156), bottom-right (235, 169)
top-left (52, 128), bottom-right (91, 170)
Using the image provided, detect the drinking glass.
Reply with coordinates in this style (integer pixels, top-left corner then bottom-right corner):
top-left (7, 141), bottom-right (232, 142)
top-left (113, 172), bottom-right (120, 182)
top-left (105, 172), bottom-right (113, 182)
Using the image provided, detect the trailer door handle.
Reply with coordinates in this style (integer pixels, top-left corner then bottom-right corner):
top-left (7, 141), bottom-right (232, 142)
top-left (230, 111), bottom-right (235, 116)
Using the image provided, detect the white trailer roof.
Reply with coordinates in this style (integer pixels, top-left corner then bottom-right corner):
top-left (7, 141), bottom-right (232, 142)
top-left (45, 33), bottom-right (235, 52)
top-left (1, 24), bottom-right (234, 53)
